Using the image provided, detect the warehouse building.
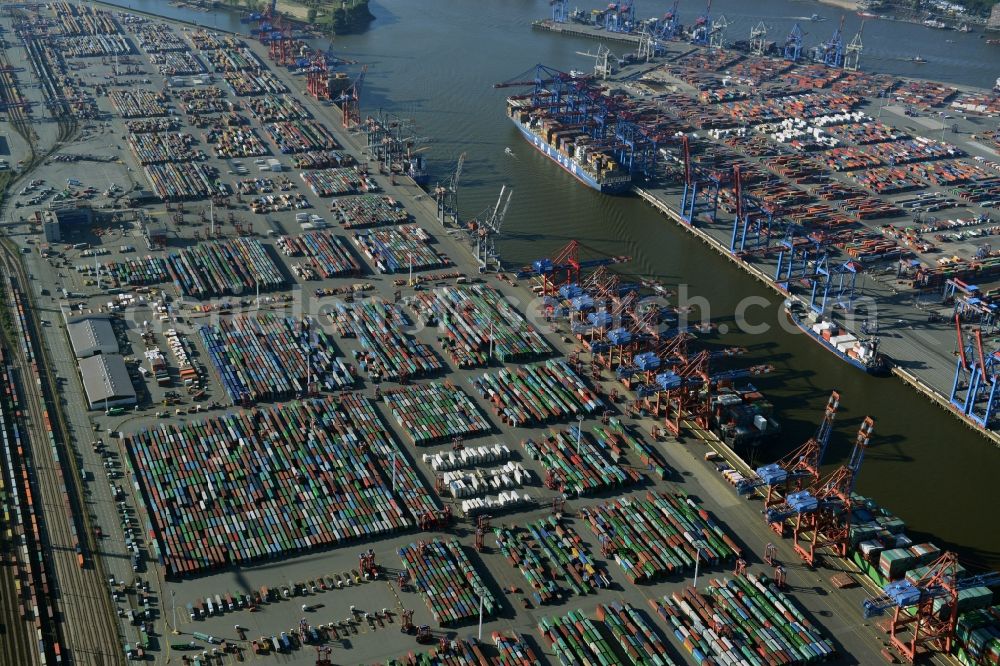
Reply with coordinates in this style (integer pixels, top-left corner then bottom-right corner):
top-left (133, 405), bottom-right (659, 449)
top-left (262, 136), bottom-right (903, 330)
top-left (66, 315), bottom-right (118, 358)
top-left (78, 354), bottom-right (136, 411)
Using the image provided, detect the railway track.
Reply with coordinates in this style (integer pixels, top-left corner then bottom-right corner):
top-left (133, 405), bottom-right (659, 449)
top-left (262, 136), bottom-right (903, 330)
top-left (1, 267), bottom-right (124, 666)
top-left (0, 508), bottom-right (36, 666)
top-left (0, 11), bottom-right (119, 665)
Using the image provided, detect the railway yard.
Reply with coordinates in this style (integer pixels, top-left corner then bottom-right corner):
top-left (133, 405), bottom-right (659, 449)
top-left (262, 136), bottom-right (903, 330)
top-left (0, 3), bottom-right (998, 666)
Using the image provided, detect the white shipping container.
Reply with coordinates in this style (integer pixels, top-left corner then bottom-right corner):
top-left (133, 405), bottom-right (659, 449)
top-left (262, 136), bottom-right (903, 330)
top-left (836, 341), bottom-right (858, 353)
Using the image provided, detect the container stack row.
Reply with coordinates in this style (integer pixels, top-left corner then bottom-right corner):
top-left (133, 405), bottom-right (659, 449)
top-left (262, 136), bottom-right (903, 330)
top-left (223, 69), bottom-right (288, 96)
top-left (290, 150), bottom-right (355, 170)
top-left (338, 394), bottom-right (440, 521)
top-left (198, 314), bottom-right (353, 404)
top-left (580, 492), bottom-right (740, 583)
top-left (133, 23), bottom-right (186, 52)
top-left (352, 225), bottom-right (450, 274)
top-left (143, 162), bottom-right (220, 201)
top-left (522, 429), bottom-right (640, 496)
top-left (165, 238), bottom-right (285, 298)
top-left (381, 383), bottom-right (491, 446)
top-left (596, 602), bottom-right (680, 666)
top-left (102, 256), bottom-right (169, 287)
top-left (148, 51), bottom-right (205, 77)
top-left (125, 396), bottom-right (426, 576)
top-left (333, 299), bottom-right (444, 382)
top-left (206, 127), bottom-right (269, 159)
top-left (397, 539), bottom-right (495, 627)
top-left (108, 88), bottom-right (168, 117)
top-left (301, 167), bottom-right (368, 197)
top-left (264, 120), bottom-right (340, 154)
top-left (494, 516), bottom-right (609, 605)
top-left (537, 608), bottom-right (619, 666)
top-left (408, 285), bottom-right (551, 368)
top-left (650, 574), bottom-right (835, 665)
top-left (377, 640), bottom-right (492, 666)
top-left (61, 35), bottom-right (133, 56)
top-left (276, 231), bottom-right (363, 279)
top-left (492, 632), bottom-right (542, 666)
top-left (591, 423), bottom-right (672, 480)
top-left (127, 131), bottom-right (202, 165)
top-left (331, 194), bottom-right (409, 229)
top-left (470, 360), bottom-right (603, 427)
top-left (245, 93), bottom-right (308, 122)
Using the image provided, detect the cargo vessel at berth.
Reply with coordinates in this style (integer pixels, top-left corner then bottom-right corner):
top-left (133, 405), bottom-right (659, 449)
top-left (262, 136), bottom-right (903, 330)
top-left (784, 299), bottom-right (888, 375)
top-left (506, 97), bottom-right (632, 194)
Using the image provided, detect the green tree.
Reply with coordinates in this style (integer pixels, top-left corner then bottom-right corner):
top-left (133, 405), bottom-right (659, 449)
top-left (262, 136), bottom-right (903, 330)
top-left (307, 7), bottom-right (318, 23)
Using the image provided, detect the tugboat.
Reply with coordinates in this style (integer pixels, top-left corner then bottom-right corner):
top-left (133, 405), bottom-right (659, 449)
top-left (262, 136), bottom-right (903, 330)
top-left (784, 298), bottom-right (889, 375)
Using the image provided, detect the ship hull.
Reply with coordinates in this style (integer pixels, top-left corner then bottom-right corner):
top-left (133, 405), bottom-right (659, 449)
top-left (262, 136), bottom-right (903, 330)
top-left (785, 305), bottom-right (888, 375)
top-left (509, 117), bottom-right (631, 194)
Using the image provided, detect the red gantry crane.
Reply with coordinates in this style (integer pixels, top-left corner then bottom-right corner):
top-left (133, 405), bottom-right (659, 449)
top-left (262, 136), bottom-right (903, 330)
top-left (766, 417), bottom-right (874, 567)
top-left (862, 552), bottom-right (1000, 663)
top-left (736, 391), bottom-right (841, 505)
top-left (340, 65), bottom-right (368, 128)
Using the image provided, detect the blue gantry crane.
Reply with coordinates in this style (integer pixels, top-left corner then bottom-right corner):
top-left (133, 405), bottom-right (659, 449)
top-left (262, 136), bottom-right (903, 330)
top-left (690, 0), bottom-right (712, 45)
top-left (807, 256), bottom-right (861, 313)
top-left (773, 224), bottom-right (816, 291)
top-left (614, 120), bottom-right (659, 178)
top-left (815, 15), bottom-right (846, 67)
top-left (730, 165), bottom-right (780, 255)
top-left (766, 417), bottom-right (874, 567)
top-left (550, 0), bottom-right (568, 23)
top-left (604, 1), bottom-right (636, 33)
top-left (950, 315), bottom-right (1000, 428)
top-left (678, 136), bottom-right (721, 224)
top-left (736, 391), bottom-right (840, 499)
top-left (862, 552), bottom-right (1000, 663)
top-left (655, 0), bottom-right (682, 39)
top-left (784, 23), bottom-right (804, 62)
top-left (253, 0), bottom-right (278, 42)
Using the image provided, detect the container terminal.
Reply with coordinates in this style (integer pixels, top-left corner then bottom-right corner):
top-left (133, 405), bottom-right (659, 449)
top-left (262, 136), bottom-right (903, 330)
top-left (0, 2), bottom-right (997, 666)
top-left (520, 1), bottom-right (1000, 446)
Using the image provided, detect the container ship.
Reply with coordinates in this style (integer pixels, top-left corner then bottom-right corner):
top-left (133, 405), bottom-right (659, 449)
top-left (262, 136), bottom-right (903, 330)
top-left (784, 298), bottom-right (888, 375)
top-left (710, 384), bottom-right (782, 450)
top-left (506, 96), bottom-right (633, 194)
